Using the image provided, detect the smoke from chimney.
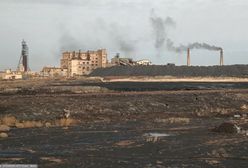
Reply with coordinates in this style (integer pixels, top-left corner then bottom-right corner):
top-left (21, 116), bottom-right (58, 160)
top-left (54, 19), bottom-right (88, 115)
top-left (150, 10), bottom-right (223, 54)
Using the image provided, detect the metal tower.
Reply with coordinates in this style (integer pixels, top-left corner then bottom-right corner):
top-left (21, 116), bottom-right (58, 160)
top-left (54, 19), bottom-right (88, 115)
top-left (17, 40), bottom-right (30, 72)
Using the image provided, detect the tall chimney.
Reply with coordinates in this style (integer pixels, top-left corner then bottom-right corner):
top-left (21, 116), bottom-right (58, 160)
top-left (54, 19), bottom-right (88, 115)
top-left (187, 48), bottom-right (190, 66)
top-left (220, 49), bottom-right (224, 66)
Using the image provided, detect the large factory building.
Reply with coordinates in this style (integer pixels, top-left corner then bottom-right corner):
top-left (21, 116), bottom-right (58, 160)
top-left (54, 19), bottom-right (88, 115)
top-left (60, 49), bottom-right (108, 77)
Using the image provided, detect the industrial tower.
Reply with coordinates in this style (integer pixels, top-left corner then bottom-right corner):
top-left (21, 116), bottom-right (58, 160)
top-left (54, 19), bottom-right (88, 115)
top-left (17, 40), bottom-right (30, 72)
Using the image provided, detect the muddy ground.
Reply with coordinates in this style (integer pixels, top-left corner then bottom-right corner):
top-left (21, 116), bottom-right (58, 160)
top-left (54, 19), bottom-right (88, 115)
top-left (0, 79), bottom-right (247, 167)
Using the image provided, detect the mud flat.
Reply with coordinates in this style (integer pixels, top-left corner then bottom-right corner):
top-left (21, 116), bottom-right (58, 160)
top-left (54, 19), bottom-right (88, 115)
top-left (0, 79), bottom-right (247, 167)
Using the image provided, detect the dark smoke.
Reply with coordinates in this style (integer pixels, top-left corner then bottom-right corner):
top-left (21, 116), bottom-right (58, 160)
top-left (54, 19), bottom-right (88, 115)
top-left (150, 9), bottom-right (176, 50)
top-left (118, 39), bottom-right (135, 55)
top-left (59, 33), bottom-right (84, 51)
top-left (57, 20), bottom-right (135, 57)
top-left (166, 39), bottom-right (222, 52)
top-left (108, 23), bottom-right (136, 56)
top-left (150, 10), bottom-right (222, 53)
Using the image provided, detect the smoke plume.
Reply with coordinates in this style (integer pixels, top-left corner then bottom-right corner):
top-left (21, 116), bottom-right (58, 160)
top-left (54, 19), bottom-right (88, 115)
top-left (109, 23), bottom-right (136, 56)
top-left (150, 10), bottom-right (222, 53)
top-left (150, 9), bottom-right (176, 50)
top-left (166, 39), bottom-right (222, 52)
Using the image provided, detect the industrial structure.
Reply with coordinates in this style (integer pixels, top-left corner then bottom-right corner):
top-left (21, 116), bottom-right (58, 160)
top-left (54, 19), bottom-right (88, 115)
top-left (1, 69), bottom-right (23, 80)
top-left (187, 48), bottom-right (191, 66)
top-left (61, 49), bottom-right (108, 76)
top-left (186, 48), bottom-right (224, 66)
top-left (111, 54), bottom-right (152, 66)
top-left (41, 49), bottom-right (108, 77)
top-left (220, 49), bottom-right (224, 66)
top-left (17, 40), bottom-right (30, 72)
top-left (41, 67), bottom-right (67, 77)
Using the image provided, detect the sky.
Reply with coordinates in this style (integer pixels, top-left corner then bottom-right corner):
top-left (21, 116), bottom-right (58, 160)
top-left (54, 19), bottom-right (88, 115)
top-left (0, 0), bottom-right (247, 71)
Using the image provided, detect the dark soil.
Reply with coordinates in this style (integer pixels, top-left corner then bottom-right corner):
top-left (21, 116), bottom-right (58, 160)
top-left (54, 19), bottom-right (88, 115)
top-left (90, 65), bottom-right (248, 77)
top-left (0, 80), bottom-right (248, 167)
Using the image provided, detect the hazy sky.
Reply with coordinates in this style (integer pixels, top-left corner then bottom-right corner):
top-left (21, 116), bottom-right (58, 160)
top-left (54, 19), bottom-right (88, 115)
top-left (0, 0), bottom-right (247, 71)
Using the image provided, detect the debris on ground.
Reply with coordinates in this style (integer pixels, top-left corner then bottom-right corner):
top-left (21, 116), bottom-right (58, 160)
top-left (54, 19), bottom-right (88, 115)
top-left (143, 133), bottom-right (172, 142)
top-left (115, 140), bottom-right (135, 147)
top-left (234, 114), bottom-right (241, 118)
top-left (0, 132), bottom-right (8, 138)
top-left (241, 104), bottom-right (247, 111)
top-left (212, 122), bottom-right (241, 134)
top-left (0, 125), bottom-right (10, 132)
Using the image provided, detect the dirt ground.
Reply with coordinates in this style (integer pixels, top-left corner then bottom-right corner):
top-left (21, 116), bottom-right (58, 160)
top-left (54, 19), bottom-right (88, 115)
top-left (0, 79), bottom-right (247, 168)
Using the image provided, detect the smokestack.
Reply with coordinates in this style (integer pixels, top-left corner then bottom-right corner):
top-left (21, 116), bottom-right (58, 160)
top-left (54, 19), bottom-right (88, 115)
top-left (17, 40), bottom-right (29, 72)
top-left (187, 48), bottom-right (190, 66)
top-left (220, 49), bottom-right (224, 66)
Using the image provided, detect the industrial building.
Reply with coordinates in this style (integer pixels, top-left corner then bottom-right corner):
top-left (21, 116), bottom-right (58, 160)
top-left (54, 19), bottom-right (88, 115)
top-left (136, 59), bottom-right (152, 66)
top-left (41, 67), bottom-right (67, 77)
top-left (60, 49), bottom-right (108, 77)
top-left (111, 54), bottom-right (152, 66)
top-left (1, 69), bottom-right (23, 80)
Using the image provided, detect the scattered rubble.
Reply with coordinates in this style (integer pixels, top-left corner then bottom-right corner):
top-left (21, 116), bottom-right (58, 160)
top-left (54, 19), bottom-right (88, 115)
top-left (0, 132), bottom-right (8, 138)
top-left (212, 122), bottom-right (241, 134)
top-left (0, 115), bottom-right (79, 129)
top-left (143, 133), bottom-right (172, 142)
top-left (241, 104), bottom-right (248, 110)
top-left (155, 117), bottom-right (190, 124)
top-left (0, 125), bottom-right (10, 132)
top-left (115, 140), bottom-right (135, 147)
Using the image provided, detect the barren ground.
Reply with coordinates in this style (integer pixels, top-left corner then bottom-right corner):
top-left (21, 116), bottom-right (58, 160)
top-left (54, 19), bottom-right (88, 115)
top-left (0, 79), bottom-right (247, 168)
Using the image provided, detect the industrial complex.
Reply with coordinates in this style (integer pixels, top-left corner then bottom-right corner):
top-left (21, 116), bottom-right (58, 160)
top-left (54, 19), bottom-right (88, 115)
top-left (1, 40), bottom-right (32, 80)
top-left (42, 49), bottom-right (108, 77)
top-left (0, 40), bottom-right (245, 80)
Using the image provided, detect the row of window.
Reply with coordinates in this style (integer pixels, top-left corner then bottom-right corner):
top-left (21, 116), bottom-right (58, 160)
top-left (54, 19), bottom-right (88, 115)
top-left (80, 64), bottom-right (98, 69)
top-left (80, 61), bottom-right (99, 65)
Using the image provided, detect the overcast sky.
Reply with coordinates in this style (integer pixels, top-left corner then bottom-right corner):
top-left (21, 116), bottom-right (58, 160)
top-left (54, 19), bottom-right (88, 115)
top-left (0, 0), bottom-right (247, 71)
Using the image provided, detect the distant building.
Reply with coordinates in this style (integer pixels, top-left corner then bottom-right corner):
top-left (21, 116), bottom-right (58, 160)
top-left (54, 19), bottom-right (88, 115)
top-left (136, 59), bottom-right (152, 66)
top-left (0, 71), bottom-right (5, 79)
top-left (111, 54), bottom-right (152, 66)
top-left (111, 54), bottom-right (135, 66)
top-left (41, 67), bottom-right (67, 77)
top-left (61, 49), bottom-right (107, 76)
top-left (2, 69), bottom-right (23, 80)
top-left (167, 63), bottom-right (176, 66)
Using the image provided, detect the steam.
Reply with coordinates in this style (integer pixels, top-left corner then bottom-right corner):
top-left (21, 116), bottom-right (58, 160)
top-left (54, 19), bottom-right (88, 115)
top-left (150, 10), bottom-right (222, 53)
